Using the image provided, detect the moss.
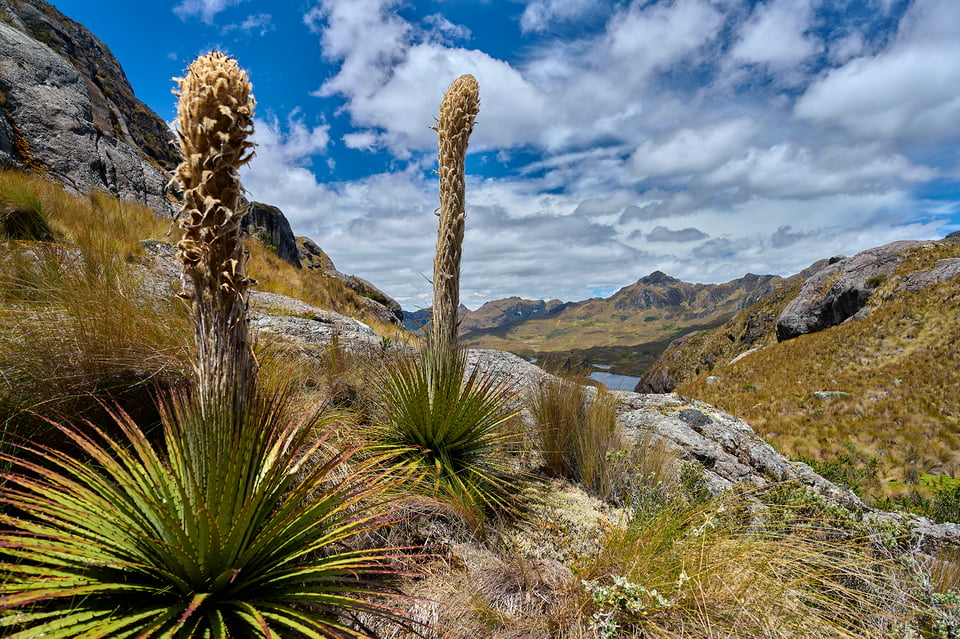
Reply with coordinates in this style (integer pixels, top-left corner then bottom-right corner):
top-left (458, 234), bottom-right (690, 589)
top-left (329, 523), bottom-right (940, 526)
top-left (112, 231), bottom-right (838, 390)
top-left (10, 122), bottom-right (45, 173)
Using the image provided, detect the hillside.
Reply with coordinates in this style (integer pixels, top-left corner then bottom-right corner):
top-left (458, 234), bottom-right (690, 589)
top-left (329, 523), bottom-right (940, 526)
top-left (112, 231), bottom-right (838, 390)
top-left (670, 237), bottom-right (960, 502)
top-left (636, 258), bottom-right (832, 392)
top-left (458, 270), bottom-right (792, 375)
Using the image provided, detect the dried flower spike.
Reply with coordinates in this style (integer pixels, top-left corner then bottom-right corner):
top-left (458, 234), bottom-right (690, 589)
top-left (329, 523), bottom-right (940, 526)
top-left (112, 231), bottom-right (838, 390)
top-left (432, 74), bottom-right (479, 350)
top-left (173, 52), bottom-right (257, 401)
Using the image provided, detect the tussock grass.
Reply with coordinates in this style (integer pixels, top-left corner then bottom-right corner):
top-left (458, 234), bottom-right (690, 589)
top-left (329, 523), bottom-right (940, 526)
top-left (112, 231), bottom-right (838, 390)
top-left (0, 171), bottom-right (191, 457)
top-left (531, 373), bottom-right (651, 503)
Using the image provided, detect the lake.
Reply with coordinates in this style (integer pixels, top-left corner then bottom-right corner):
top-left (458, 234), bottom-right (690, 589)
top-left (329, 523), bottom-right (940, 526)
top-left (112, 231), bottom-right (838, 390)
top-left (588, 371), bottom-right (641, 392)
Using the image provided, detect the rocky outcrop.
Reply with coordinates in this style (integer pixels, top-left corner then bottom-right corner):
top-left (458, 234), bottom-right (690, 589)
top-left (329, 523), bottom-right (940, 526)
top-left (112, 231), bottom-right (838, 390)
top-left (899, 257), bottom-right (960, 293)
top-left (297, 237), bottom-right (335, 271)
top-left (242, 202), bottom-right (302, 268)
top-left (776, 240), bottom-right (927, 341)
top-left (0, 0), bottom-right (178, 215)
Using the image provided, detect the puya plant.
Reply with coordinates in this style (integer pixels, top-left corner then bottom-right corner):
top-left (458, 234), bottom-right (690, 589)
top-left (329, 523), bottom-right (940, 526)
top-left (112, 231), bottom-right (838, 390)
top-left (371, 75), bottom-right (521, 530)
top-left (173, 51), bottom-right (257, 407)
top-left (0, 52), bottom-right (410, 637)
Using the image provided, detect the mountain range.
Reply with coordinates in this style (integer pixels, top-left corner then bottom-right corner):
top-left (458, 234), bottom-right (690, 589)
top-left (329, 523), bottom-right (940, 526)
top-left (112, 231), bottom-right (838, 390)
top-left (431, 267), bottom-right (823, 375)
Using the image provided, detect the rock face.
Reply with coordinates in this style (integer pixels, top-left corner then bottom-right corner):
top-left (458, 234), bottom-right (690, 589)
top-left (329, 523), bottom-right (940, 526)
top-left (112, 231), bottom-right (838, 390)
top-left (242, 202), bottom-right (302, 269)
top-left (776, 240), bottom-right (927, 341)
top-left (0, 0), bottom-right (178, 215)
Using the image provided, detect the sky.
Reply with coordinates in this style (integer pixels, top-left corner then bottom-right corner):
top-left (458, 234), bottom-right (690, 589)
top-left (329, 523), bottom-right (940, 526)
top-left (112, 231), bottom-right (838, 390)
top-left (49, 0), bottom-right (960, 310)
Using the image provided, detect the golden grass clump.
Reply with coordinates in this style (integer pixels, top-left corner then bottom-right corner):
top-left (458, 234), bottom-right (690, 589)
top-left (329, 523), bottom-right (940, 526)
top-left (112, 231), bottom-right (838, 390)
top-left (173, 52), bottom-right (257, 402)
top-left (432, 74), bottom-right (479, 350)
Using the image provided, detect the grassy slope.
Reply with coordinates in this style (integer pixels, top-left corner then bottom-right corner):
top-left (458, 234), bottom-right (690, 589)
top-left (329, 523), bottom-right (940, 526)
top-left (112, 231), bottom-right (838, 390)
top-left (678, 239), bottom-right (960, 498)
top-left (0, 170), bottom-right (403, 429)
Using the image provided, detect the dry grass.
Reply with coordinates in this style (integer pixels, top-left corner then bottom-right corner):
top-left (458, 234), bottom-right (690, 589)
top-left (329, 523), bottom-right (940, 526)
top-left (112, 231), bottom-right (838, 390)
top-left (531, 373), bottom-right (653, 503)
top-left (679, 240), bottom-right (960, 500)
top-left (0, 170), bottom-right (191, 455)
top-left (246, 239), bottom-right (405, 338)
top-left (572, 486), bottom-right (931, 639)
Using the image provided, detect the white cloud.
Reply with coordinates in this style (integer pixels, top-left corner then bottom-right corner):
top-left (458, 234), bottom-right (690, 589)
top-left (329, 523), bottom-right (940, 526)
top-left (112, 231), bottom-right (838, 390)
top-left (520, 0), bottom-right (601, 34)
top-left (700, 143), bottom-right (935, 199)
top-left (308, 0), bottom-right (723, 156)
top-left (631, 117), bottom-right (759, 178)
top-left (231, 0), bottom-right (958, 308)
top-left (422, 14), bottom-right (471, 43)
top-left (222, 13), bottom-right (274, 36)
top-left (828, 31), bottom-right (865, 64)
top-left (730, 0), bottom-right (822, 71)
top-left (306, 0), bottom-right (412, 104)
top-left (796, 0), bottom-right (960, 140)
top-left (174, 0), bottom-right (249, 23)
top-left (600, 0), bottom-right (724, 83)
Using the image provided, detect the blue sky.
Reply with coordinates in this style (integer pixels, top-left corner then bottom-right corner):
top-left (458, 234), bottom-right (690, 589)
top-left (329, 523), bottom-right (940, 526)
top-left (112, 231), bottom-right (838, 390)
top-left (50, 0), bottom-right (960, 310)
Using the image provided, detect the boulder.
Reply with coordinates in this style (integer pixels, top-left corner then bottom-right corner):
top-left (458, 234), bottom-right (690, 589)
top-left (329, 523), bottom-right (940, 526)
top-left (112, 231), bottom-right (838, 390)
top-left (776, 240), bottom-right (927, 341)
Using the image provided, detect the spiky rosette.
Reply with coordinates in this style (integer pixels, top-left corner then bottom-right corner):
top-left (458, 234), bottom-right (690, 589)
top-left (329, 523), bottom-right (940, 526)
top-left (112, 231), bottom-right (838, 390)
top-left (432, 74), bottom-right (479, 351)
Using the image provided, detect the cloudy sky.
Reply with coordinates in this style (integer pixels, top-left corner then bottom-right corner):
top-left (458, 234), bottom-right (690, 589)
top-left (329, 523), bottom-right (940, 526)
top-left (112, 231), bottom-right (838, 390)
top-left (53, 0), bottom-right (960, 309)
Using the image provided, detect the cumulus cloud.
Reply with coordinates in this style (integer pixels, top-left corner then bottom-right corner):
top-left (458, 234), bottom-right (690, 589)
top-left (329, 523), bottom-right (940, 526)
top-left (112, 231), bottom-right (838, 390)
top-left (520, 0), bottom-right (604, 34)
top-left (230, 0), bottom-right (958, 308)
top-left (796, 0), bottom-right (960, 140)
top-left (631, 117), bottom-right (758, 178)
top-left (700, 143), bottom-right (935, 199)
top-left (422, 14), bottom-right (471, 43)
top-left (730, 0), bottom-right (822, 71)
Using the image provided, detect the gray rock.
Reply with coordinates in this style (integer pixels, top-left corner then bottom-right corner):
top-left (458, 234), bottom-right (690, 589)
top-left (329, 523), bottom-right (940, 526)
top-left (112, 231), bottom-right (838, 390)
top-left (0, 1), bottom-right (178, 216)
top-left (776, 240), bottom-right (927, 341)
top-left (242, 202), bottom-right (302, 269)
top-left (899, 258), bottom-right (960, 292)
top-left (813, 390), bottom-right (849, 400)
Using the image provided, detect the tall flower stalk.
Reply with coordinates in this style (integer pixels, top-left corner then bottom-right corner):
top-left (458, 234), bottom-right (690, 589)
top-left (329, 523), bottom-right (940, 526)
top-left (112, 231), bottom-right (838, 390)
top-left (431, 74), bottom-right (479, 351)
top-left (173, 52), bottom-right (257, 407)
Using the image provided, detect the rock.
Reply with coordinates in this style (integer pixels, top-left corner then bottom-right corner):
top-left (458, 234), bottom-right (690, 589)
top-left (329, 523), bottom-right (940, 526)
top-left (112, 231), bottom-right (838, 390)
top-left (633, 366), bottom-right (677, 394)
top-left (0, 0), bottom-right (177, 216)
top-left (297, 237), bottom-right (335, 270)
top-left (776, 240), bottom-right (927, 341)
top-left (813, 391), bottom-right (849, 401)
top-left (705, 376), bottom-right (720, 385)
top-left (242, 202), bottom-right (302, 269)
top-left (898, 258), bottom-right (960, 292)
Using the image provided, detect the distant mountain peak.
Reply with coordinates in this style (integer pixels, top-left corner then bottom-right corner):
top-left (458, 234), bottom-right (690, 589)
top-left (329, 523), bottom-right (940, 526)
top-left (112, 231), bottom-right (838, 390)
top-left (638, 271), bottom-right (681, 286)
